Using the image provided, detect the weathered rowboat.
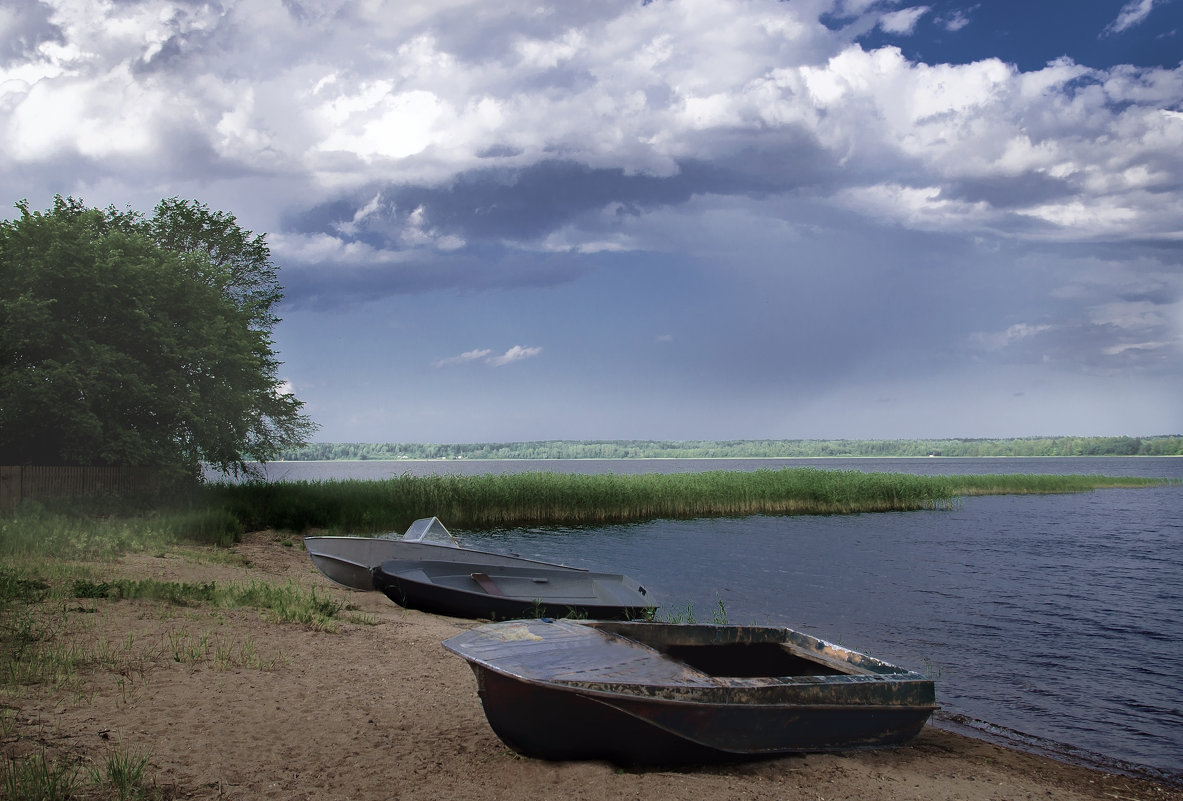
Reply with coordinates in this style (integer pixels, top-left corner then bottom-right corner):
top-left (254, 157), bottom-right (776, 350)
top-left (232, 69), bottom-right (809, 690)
top-left (305, 517), bottom-right (584, 591)
top-left (372, 560), bottom-right (656, 620)
top-left (442, 619), bottom-right (936, 764)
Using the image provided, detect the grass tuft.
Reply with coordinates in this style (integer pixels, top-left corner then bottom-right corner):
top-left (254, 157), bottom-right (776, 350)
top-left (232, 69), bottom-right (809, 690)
top-left (1, 751), bottom-right (79, 801)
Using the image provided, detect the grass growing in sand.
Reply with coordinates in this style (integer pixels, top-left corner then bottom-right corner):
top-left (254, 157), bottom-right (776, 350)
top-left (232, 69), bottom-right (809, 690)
top-left (2, 742), bottom-right (162, 801)
top-left (2, 564), bottom-right (343, 695)
top-left (0, 504), bottom-right (371, 801)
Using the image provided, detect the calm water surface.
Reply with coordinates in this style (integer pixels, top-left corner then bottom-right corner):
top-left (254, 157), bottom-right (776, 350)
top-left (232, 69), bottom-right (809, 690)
top-left (220, 457), bottom-right (1183, 782)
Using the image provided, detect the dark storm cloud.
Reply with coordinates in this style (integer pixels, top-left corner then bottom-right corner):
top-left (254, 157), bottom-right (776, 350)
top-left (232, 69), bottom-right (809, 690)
top-left (278, 244), bottom-right (590, 311)
top-left (942, 173), bottom-right (1075, 209)
top-left (286, 134), bottom-right (838, 247)
top-left (273, 136), bottom-right (845, 307)
top-left (1, 0), bottom-right (63, 66)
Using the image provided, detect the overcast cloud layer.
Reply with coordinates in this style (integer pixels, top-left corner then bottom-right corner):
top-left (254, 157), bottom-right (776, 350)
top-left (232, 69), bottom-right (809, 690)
top-left (3, 0), bottom-right (1181, 441)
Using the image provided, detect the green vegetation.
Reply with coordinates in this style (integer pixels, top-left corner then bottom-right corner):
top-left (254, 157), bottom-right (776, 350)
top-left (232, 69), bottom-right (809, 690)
top-left (2, 741), bottom-right (162, 801)
top-left (0, 503), bottom-right (353, 800)
top-left (203, 468), bottom-right (1175, 532)
top-left (0, 195), bottom-right (316, 480)
top-left (282, 435), bottom-right (1183, 461)
top-left (0, 502), bottom-right (246, 563)
top-left (3, 749), bottom-right (82, 801)
top-left (0, 503), bottom-right (349, 713)
top-left (655, 598), bottom-right (730, 625)
top-left (69, 577), bottom-right (344, 630)
top-left (4, 466), bottom-right (1175, 542)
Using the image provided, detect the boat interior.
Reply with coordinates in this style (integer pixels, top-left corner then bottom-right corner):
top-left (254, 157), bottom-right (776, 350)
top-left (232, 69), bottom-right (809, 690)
top-left (586, 622), bottom-right (875, 678)
top-left (659, 642), bottom-right (849, 678)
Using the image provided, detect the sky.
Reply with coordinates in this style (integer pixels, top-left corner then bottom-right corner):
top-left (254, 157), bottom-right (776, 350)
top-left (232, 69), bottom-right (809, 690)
top-left (2, 0), bottom-right (1182, 443)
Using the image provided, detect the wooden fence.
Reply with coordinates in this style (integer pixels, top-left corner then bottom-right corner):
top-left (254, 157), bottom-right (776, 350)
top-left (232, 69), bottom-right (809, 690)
top-left (0, 465), bottom-right (162, 509)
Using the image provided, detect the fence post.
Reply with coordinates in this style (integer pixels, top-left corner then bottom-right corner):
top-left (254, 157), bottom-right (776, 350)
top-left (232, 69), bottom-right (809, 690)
top-left (0, 466), bottom-right (21, 509)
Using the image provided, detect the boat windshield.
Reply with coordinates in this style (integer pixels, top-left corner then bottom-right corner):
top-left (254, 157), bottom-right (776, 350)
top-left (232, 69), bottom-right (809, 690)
top-left (401, 517), bottom-right (460, 547)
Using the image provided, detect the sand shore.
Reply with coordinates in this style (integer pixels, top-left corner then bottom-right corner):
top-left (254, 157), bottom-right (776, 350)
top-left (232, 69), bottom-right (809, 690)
top-left (6, 531), bottom-right (1179, 801)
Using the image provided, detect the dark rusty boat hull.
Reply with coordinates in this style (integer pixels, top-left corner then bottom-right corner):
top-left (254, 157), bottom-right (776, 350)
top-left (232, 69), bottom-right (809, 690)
top-left (472, 667), bottom-right (933, 763)
top-left (443, 620), bottom-right (937, 765)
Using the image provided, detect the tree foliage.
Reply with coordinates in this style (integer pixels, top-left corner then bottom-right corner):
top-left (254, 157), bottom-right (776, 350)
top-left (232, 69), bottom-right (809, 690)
top-left (0, 196), bottom-right (316, 478)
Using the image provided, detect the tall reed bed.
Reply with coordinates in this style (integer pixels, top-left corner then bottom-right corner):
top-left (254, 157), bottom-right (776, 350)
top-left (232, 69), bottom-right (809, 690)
top-left (203, 468), bottom-right (1173, 532)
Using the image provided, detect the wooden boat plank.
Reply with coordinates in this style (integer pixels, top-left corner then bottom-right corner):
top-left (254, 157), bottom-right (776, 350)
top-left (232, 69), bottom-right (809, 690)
top-left (469, 573), bottom-right (504, 596)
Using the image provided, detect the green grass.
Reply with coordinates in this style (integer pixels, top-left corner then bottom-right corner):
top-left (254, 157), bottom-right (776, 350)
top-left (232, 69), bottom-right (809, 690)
top-left (1, 750), bottom-right (80, 801)
top-left (5, 572), bottom-right (344, 631)
top-left (201, 468), bottom-right (1176, 532)
top-left (2, 743), bottom-right (165, 801)
top-left (0, 501), bottom-right (244, 563)
top-left (5, 468), bottom-right (1173, 543)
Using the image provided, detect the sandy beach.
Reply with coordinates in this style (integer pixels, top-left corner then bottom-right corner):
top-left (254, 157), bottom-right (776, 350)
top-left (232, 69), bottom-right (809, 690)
top-left (6, 530), bottom-right (1180, 801)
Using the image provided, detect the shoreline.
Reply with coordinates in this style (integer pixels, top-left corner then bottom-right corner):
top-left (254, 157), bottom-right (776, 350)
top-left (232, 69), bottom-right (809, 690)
top-left (5, 530), bottom-right (1180, 800)
top-left (930, 714), bottom-right (1182, 790)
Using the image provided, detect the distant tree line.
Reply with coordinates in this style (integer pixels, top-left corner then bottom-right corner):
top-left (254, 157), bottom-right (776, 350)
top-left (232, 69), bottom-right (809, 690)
top-left (280, 436), bottom-right (1183, 461)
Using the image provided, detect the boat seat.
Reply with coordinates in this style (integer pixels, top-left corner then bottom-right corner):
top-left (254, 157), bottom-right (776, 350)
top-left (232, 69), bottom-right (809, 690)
top-left (470, 573), bottom-right (505, 596)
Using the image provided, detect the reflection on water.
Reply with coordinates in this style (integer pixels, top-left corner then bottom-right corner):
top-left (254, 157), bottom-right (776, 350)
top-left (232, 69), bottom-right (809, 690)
top-left (459, 486), bottom-right (1183, 784)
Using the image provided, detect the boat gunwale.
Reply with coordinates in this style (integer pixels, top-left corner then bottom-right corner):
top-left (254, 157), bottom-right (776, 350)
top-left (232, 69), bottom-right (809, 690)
top-left (304, 534), bottom-right (589, 572)
top-left (471, 661), bottom-right (939, 712)
top-left (443, 620), bottom-right (936, 705)
top-left (458, 657), bottom-right (935, 703)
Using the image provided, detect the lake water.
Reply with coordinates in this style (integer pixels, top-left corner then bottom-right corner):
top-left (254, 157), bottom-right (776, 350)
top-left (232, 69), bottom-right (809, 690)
top-left (214, 457), bottom-right (1183, 783)
top-left (220, 454), bottom-right (1183, 481)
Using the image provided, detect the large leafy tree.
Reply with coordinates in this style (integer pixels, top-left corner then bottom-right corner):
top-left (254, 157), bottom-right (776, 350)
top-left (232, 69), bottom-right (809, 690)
top-left (0, 196), bottom-right (316, 478)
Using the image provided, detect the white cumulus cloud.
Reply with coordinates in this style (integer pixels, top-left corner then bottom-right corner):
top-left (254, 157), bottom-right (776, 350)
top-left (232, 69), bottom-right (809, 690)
top-left (487, 345), bottom-right (542, 366)
top-left (433, 348), bottom-right (493, 368)
top-left (1105, 0), bottom-right (1160, 34)
top-left (880, 7), bottom-right (930, 35)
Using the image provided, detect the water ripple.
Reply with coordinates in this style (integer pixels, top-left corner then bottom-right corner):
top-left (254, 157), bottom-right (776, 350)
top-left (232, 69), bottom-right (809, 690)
top-left (467, 480), bottom-right (1183, 780)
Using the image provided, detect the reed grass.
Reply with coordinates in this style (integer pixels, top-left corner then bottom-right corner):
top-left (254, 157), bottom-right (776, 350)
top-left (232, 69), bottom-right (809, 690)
top-left (201, 468), bottom-right (1175, 532)
top-left (4, 469), bottom-right (1171, 548)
